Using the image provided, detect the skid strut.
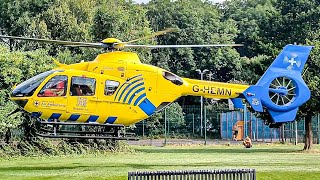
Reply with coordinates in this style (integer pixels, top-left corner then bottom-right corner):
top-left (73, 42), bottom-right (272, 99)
top-left (35, 121), bottom-right (138, 140)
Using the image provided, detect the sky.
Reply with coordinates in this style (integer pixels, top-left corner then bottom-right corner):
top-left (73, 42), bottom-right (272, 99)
top-left (133, 0), bottom-right (225, 4)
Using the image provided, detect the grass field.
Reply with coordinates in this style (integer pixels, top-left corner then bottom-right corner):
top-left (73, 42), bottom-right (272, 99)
top-left (0, 143), bottom-right (320, 180)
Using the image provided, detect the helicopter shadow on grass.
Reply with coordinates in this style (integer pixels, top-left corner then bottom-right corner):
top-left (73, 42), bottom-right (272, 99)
top-left (123, 163), bottom-right (223, 169)
top-left (0, 163), bottom-right (212, 172)
top-left (0, 165), bottom-right (91, 171)
top-left (135, 147), bottom-right (299, 154)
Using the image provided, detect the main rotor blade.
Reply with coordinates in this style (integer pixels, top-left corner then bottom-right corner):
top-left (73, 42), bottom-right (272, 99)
top-left (120, 28), bottom-right (179, 44)
top-left (0, 35), bottom-right (104, 48)
top-left (124, 44), bottom-right (244, 48)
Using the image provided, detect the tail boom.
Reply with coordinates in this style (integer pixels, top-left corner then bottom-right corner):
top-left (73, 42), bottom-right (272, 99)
top-left (181, 78), bottom-right (249, 99)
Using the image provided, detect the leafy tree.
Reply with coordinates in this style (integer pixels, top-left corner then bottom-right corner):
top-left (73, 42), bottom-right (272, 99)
top-left (164, 102), bottom-right (185, 130)
top-left (0, 0), bottom-right (53, 36)
top-left (297, 39), bottom-right (320, 150)
top-left (92, 0), bottom-right (154, 63)
top-left (0, 0), bottom-right (99, 62)
top-left (145, 112), bottom-right (163, 137)
top-left (235, 55), bottom-right (271, 84)
top-left (147, 0), bottom-right (241, 82)
top-left (0, 44), bottom-right (54, 140)
top-left (222, 0), bottom-right (280, 57)
top-left (23, 0), bottom-right (98, 60)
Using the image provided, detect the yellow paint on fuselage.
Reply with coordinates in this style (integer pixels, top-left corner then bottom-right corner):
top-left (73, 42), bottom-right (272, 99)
top-left (11, 51), bottom-right (250, 126)
top-left (181, 78), bottom-right (249, 99)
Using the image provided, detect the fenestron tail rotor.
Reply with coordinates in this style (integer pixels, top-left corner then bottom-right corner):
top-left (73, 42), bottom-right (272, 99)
top-left (0, 28), bottom-right (243, 51)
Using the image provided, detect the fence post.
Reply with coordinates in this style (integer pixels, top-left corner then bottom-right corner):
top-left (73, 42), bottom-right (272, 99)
top-left (289, 122), bottom-right (292, 143)
top-left (295, 120), bottom-right (298, 145)
top-left (262, 120), bottom-right (265, 142)
top-left (243, 104), bottom-right (247, 139)
top-left (168, 116), bottom-right (170, 137)
top-left (164, 108), bottom-right (167, 146)
top-left (317, 114), bottom-right (320, 144)
top-left (256, 116), bottom-right (258, 141)
top-left (204, 106), bottom-right (207, 145)
top-left (220, 113), bottom-right (222, 139)
top-left (192, 114), bottom-right (195, 136)
top-left (231, 111), bottom-right (234, 131)
top-left (142, 120), bottom-right (145, 137)
top-left (250, 113), bottom-right (253, 139)
top-left (226, 112), bottom-right (228, 140)
top-left (200, 96), bottom-right (203, 137)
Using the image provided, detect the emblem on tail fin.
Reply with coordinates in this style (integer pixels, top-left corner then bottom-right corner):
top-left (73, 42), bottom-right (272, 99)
top-left (243, 44), bottom-right (313, 123)
top-left (283, 53), bottom-right (301, 70)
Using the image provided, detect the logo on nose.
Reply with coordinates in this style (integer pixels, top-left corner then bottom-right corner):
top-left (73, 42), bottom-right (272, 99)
top-left (34, 100), bottom-right (39, 107)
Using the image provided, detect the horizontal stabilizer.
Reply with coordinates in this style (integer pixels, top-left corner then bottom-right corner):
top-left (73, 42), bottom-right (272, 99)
top-left (231, 98), bottom-right (244, 109)
top-left (243, 86), bottom-right (263, 112)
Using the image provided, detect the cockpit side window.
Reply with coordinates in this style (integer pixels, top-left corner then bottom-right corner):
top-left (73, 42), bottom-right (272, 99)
top-left (105, 80), bottom-right (120, 96)
top-left (38, 75), bottom-right (68, 97)
top-left (11, 70), bottom-right (63, 97)
top-left (70, 76), bottom-right (96, 96)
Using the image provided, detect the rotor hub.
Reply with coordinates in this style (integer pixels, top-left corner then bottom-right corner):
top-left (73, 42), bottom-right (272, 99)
top-left (101, 38), bottom-right (122, 44)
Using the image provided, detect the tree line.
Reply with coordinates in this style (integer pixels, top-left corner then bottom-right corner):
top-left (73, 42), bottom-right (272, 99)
top-left (0, 0), bottom-right (319, 150)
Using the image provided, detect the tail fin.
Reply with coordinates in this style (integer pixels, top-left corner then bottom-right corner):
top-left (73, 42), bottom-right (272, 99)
top-left (243, 44), bottom-right (313, 123)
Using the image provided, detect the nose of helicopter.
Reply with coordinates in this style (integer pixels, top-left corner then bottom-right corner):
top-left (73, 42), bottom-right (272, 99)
top-left (10, 97), bottom-right (29, 109)
top-left (10, 85), bottom-right (30, 109)
top-left (8, 88), bottom-right (30, 117)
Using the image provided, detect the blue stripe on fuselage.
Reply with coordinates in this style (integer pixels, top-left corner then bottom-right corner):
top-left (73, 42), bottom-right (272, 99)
top-left (48, 113), bottom-right (61, 121)
top-left (127, 87), bottom-right (145, 104)
top-left (105, 116), bottom-right (117, 124)
top-left (114, 75), bottom-right (142, 100)
top-left (123, 82), bottom-right (144, 103)
top-left (138, 98), bottom-right (156, 116)
top-left (68, 114), bottom-right (80, 121)
top-left (133, 93), bottom-right (146, 106)
top-left (87, 115), bottom-right (99, 123)
top-left (117, 79), bottom-right (143, 101)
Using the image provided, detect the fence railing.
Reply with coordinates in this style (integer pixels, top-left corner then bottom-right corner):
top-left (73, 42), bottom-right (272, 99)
top-left (128, 169), bottom-right (256, 180)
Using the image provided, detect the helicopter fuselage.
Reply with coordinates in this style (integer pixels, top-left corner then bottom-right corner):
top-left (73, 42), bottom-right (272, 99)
top-left (10, 51), bottom-right (249, 125)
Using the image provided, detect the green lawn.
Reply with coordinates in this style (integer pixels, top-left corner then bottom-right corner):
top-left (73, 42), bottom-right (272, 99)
top-left (0, 143), bottom-right (319, 180)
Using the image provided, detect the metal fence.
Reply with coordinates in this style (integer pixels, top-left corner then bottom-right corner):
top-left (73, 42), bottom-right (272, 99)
top-left (220, 111), bottom-right (320, 143)
top-left (133, 105), bottom-right (320, 144)
top-left (128, 169), bottom-right (256, 180)
top-left (133, 105), bottom-right (221, 139)
top-left (2, 104), bottom-right (320, 144)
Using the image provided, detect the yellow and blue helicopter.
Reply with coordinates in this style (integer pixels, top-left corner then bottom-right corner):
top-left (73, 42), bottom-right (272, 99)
top-left (0, 29), bottom-right (313, 139)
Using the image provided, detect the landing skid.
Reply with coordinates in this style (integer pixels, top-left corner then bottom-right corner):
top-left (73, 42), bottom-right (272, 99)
top-left (35, 120), bottom-right (138, 140)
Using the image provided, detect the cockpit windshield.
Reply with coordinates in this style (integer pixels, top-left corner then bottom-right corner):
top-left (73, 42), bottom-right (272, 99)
top-left (11, 70), bottom-right (63, 97)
